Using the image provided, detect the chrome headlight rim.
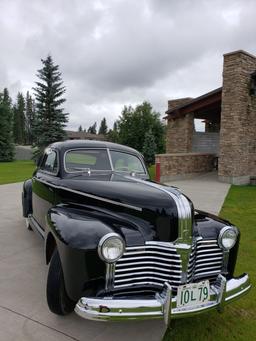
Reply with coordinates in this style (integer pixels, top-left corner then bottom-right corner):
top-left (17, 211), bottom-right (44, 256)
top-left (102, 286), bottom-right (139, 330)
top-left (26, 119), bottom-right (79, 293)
top-left (98, 232), bottom-right (125, 263)
top-left (218, 225), bottom-right (238, 250)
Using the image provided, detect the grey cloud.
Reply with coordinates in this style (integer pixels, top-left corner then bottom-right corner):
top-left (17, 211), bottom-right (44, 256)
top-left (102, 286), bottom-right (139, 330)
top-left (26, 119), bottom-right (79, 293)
top-left (0, 0), bottom-right (256, 130)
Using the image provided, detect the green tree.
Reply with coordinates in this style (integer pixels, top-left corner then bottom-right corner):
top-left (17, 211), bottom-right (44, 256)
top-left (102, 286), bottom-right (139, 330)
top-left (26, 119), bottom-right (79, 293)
top-left (118, 102), bottom-right (165, 154)
top-left (142, 129), bottom-right (157, 165)
top-left (88, 122), bottom-right (97, 134)
top-left (33, 55), bottom-right (68, 155)
top-left (98, 117), bottom-right (108, 135)
top-left (0, 88), bottom-right (14, 161)
top-left (25, 91), bottom-right (35, 145)
top-left (108, 121), bottom-right (119, 142)
top-left (13, 92), bottom-right (26, 144)
top-left (78, 125), bottom-right (83, 132)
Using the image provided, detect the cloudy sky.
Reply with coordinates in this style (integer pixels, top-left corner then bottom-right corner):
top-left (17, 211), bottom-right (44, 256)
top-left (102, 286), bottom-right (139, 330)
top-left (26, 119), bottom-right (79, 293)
top-left (0, 0), bottom-right (256, 131)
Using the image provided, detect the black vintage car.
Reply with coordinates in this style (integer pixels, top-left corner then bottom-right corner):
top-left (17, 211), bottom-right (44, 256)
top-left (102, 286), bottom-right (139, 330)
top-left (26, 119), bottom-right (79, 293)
top-left (22, 140), bottom-right (250, 325)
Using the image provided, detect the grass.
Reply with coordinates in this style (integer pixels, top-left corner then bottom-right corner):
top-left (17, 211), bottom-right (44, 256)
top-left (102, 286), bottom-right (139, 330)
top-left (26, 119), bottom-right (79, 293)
top-left (148, 164), bottom-right (156, 180)
top-left (163, 185), bottom-right (256, 341)
top-left (0, 160), bottom-right (35, 185)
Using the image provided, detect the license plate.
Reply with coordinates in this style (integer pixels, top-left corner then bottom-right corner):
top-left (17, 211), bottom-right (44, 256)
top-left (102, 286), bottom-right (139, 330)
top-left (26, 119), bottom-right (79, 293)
top-left (176, 280), bottom-right (210, 308)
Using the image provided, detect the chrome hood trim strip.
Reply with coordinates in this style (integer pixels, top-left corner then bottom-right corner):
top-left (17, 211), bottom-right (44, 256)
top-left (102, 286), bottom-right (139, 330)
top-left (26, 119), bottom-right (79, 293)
top-left (35, 177), bottom-right (142, 212)
top-left (125, 176), bottom-right (193, 244)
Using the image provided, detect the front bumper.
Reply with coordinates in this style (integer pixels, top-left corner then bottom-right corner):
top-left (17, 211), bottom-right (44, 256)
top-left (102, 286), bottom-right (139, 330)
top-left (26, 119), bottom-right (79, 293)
top-left (75, 273), bottom-right (251, 325)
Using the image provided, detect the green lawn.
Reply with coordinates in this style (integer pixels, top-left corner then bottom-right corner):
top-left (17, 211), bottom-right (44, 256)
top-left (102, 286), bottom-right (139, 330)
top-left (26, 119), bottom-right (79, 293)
top-left (148, 164), bottom-right (156, 180)
top-left (164, 185), bottom-right (256, 340)
top-left (0, 160), bottom-right (35, 185)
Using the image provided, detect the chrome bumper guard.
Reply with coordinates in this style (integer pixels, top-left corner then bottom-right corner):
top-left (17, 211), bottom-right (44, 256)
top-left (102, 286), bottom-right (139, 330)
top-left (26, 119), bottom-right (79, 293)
top-left (75, 273), bottom-right (251, 325)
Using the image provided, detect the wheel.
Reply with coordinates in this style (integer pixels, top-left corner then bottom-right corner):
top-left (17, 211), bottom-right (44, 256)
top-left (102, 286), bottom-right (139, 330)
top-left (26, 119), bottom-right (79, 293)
top-left (46, 249), bottom-right (75, 315)
top-left (25, 218), bottom-right (33, 231)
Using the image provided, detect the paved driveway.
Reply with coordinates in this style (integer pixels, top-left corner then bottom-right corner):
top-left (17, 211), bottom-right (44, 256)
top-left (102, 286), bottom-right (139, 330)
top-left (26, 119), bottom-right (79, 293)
top-left (165, 172), bottom-right (231, 215)
top-left (0, 183), bottom-right (166, 341)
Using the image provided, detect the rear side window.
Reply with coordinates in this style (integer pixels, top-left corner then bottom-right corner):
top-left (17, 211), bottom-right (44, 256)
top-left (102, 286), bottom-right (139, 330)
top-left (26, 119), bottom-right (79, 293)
top-left (40, 149), bottom-right (58, 174)
top-left (65, 149), bottom-right (111, 172)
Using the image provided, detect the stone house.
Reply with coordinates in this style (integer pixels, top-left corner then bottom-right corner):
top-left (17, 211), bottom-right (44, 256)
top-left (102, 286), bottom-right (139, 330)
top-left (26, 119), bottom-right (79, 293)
top-left (156, 50), bottom-right (256, 185)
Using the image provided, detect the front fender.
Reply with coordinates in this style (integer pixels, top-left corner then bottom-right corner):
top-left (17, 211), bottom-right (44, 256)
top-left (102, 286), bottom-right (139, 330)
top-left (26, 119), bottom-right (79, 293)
top-left (45, 204), bottom-right (144, 301)
top-left (47, 205), bottom-right (115, 250)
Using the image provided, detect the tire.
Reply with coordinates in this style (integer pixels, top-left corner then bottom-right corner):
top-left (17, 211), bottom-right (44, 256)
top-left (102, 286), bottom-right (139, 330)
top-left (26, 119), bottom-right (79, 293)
top-left (46, 249), bottom-right (75, 315)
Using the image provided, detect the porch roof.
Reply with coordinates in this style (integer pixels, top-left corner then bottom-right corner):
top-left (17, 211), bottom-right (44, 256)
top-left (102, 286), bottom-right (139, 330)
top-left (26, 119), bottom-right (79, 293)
top-left (164, 87), bottom-right (222, 120)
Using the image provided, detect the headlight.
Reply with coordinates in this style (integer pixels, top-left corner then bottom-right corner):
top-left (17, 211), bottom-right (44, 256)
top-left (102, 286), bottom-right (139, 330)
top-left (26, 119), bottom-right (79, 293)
top-left (218, 226), bottom-right (238, 250)
top-left (98, 233), bottom-right (125, 263)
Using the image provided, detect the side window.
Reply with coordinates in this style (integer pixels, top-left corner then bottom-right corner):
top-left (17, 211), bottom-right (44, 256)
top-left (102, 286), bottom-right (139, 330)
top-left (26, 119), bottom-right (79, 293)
top-left (40, 149), bottom-right (58, 174)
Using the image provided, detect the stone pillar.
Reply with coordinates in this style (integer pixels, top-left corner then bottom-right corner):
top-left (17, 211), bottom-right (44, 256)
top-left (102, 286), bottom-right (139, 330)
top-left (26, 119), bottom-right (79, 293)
top-left (219, 50), bottom-right (256, 185)
top-left (166, 113), bottom-right (194, 153)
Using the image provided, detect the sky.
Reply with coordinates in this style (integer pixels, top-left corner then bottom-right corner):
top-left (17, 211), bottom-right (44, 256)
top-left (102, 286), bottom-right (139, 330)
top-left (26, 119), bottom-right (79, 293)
top-left (0, 0), bottom-right (256, 131)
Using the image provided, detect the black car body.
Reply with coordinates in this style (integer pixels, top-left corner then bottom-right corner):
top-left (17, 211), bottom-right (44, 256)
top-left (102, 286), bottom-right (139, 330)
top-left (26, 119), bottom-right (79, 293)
top-left (22, 140), bottom-right (251, 325)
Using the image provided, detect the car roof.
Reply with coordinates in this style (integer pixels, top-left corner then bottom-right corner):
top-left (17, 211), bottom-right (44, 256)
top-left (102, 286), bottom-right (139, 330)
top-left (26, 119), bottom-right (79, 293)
top-left (50, 139), bottom-right (141, 155)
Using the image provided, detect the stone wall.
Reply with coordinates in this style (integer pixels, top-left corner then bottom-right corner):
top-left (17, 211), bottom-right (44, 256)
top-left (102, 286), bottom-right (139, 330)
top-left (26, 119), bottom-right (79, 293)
top-left (219, 50), bottom-right (256, 184)
top-left (166, 113), bottom-right (194, 153)
top-left (156, 153), bottom-right (216, 182)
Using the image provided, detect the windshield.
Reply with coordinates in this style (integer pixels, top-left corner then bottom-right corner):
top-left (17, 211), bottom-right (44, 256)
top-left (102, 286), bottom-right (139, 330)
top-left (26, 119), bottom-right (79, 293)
top-left (64, 148), bottom-right (146, 174)
top-left (110, 150), bottom-right (146, 174)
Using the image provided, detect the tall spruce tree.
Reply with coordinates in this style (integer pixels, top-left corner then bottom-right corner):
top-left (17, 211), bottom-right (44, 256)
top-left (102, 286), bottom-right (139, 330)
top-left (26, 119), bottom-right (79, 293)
top-left (0, 88), bottom-right (14, 161)
top-left (13, 92), bottom-right (26, 145)
top-left (33, 55), bottom-right (68, 154)
top-left (25, 91), bottom-right (35, 145)
top-left (98, 117), bottom-right (108, 135)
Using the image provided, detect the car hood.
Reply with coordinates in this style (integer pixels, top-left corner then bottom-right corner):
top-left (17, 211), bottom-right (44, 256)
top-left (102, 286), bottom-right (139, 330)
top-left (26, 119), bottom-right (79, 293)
top-left (55, 173), bottom-right (189, 243)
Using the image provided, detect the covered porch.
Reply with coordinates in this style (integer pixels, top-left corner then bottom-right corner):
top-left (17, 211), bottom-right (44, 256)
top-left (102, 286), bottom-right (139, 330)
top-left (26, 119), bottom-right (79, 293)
top-left (157, 88), bottom-right (222, 181)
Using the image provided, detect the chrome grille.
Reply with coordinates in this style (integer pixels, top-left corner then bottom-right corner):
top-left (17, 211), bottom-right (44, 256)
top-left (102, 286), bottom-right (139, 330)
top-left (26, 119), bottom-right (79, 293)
top-left (113, 242), bottom-right (182, 289)
top-left (188, 239), bottom-right (223, 282)
top-left (113, 239), bottom-right (223, 291)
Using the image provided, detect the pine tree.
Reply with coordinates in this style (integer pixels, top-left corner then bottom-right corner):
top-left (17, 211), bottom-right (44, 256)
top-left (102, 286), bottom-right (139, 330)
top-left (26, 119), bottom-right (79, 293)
top-left (142, 129), bottom-right (157, 166)
top-left (88, 122), bottom-right (97, 134)
top-left (0, 89), bottom-right (14, 161)
top-left (25, 91), bottom-right (35, 145)
top-left (13, 92), bottom-right (26, 145)
top-left (108, 121), bottom-right (119, 142)
top-left (32, 55), bottom-right (68, 154)
top-left (78, 125), bottom-right (83, 132)
top-left (3, 88), bottom-right (12, 108)
top-left (98, 117), bottom-right (108, 135)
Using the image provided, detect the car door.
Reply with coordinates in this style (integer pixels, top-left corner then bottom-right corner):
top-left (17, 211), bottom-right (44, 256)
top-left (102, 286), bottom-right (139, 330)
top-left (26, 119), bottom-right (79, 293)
top-left (32, 148), bottom-right (59, 231)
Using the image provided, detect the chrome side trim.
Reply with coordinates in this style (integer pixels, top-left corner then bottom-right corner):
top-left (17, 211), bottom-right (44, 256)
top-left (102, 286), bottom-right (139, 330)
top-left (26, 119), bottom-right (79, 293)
top-left (35, 178), bottom-right (142, 212)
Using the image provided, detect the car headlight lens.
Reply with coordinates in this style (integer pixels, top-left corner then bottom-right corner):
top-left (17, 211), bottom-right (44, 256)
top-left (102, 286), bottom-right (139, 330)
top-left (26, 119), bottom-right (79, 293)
top-left (98, 233), bottom-right (125, 263)
top-left (218, 226), bottom-right (238, 250)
